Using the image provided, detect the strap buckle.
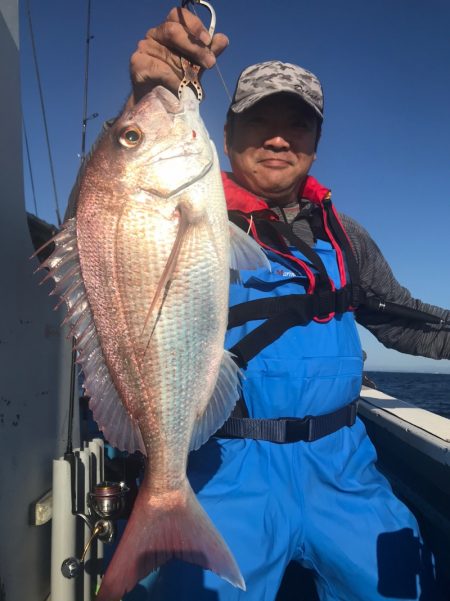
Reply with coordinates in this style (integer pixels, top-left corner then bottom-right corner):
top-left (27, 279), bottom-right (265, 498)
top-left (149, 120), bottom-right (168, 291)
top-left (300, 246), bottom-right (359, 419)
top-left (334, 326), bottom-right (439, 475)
top-left (348, 400), bottom-right (358, 426)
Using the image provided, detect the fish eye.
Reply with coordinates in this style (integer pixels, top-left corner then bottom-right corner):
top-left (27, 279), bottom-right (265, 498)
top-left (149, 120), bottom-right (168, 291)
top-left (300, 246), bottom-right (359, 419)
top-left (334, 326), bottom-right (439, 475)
top-left (119, 127), bottom-right (142, 148)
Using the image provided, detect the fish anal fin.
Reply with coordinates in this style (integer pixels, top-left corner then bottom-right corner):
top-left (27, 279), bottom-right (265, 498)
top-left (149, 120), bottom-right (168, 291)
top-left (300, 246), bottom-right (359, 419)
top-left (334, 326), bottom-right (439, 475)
top-left (87, 374), bottom-right (146, 456)
top-left (229, 221), bottom-right (271, 273)
top-left (96, 482), bottom-right (245, 601)
top-left (189, 350), bottom-right (241, 452)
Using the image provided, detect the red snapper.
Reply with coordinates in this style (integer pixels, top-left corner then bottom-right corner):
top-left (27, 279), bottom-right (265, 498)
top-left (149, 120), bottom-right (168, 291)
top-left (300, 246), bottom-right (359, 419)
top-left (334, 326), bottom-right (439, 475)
top-left (39, 86), bottom-right (269, 599)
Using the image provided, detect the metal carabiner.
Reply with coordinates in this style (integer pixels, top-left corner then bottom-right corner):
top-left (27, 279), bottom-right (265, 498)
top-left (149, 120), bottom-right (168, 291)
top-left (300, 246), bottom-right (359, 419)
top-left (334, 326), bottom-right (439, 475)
top-left (178, 0), bottom-right (216, 101)
top-left (181, 0), bottom-right (216, 37)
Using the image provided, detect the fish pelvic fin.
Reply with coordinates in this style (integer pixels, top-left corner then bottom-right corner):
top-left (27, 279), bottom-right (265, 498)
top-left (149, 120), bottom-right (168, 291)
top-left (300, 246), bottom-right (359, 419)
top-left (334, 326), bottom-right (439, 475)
top-left (96, 481), bottom-right (245, 600)
top-left (190, 350), bottom-right (241, 452)
top-left (141, 206), bottom-right (190, 355)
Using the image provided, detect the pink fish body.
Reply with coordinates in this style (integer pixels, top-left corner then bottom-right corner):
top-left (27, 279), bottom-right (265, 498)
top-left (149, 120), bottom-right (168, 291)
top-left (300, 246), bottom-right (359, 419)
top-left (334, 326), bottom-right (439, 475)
top-left (40, 86), bottom-right (268, 599)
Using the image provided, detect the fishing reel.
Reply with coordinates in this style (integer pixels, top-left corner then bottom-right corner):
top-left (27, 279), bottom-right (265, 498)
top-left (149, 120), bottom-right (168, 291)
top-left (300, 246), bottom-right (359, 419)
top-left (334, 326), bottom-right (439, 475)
top-left (61, 481), bottom-right (129, 579)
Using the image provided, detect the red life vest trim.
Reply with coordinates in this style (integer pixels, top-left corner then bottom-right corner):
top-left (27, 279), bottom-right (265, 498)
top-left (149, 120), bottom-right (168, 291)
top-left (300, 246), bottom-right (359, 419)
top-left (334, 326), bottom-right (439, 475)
top-left (320, 204), bottom-right (347, 287)
top-left (221, 172), bottom-right (276, 214)
top-left (299, 176), bottom-right (331, 204)
top-left (221, 172), bottom-right (346, 311)
top-left (222, 172), bottom-right (332, 212)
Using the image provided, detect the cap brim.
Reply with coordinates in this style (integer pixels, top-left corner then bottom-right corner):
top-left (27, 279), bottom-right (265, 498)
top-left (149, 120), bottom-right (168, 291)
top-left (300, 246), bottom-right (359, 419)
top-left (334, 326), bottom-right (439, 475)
top-left (231, 89), bottom-right (323, 121)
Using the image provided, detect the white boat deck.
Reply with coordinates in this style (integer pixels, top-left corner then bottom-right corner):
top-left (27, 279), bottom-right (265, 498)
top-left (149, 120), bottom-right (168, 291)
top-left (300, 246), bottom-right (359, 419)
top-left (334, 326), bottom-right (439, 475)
top-left (359, 386), bottom-right (450, 466)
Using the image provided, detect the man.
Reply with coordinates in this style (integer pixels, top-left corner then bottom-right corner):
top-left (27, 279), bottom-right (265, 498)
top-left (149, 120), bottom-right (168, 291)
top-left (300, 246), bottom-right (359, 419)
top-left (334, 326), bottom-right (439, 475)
top-left (119, 7), bottom-right (449, 600)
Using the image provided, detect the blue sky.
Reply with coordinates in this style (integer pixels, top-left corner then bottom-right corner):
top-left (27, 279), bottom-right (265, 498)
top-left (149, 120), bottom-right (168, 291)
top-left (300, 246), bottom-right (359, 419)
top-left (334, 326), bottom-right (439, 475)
top-left (20, 0), bottom-right (450, 372)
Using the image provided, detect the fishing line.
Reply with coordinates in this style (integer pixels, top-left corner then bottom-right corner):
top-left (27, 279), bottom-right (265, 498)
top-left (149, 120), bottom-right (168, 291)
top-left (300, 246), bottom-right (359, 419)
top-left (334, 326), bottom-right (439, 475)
top-left (25, 0), bottom-right (62, 226)
top-left (22, 118), bottom-right (39, 217)
top-left (213, 63), bottom-right (232, 103)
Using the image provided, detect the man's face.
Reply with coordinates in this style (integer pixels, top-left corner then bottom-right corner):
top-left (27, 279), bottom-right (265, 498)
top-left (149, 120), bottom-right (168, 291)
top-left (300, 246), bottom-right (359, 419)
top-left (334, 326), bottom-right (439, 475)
top-left (224, 93), bottom-right (319, 206)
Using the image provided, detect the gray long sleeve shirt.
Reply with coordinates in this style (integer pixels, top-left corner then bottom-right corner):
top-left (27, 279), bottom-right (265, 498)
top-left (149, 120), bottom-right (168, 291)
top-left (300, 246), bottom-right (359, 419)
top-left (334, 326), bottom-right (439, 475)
top-left (343, 214), bottom-right (450, 360)
top-left (274, 203), bottom-right (450, 362)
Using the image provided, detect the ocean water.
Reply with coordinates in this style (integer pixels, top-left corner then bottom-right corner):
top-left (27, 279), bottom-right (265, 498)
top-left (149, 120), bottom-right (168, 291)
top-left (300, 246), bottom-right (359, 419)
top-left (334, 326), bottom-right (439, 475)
top-left (364, 371), bottom-right (450, 419)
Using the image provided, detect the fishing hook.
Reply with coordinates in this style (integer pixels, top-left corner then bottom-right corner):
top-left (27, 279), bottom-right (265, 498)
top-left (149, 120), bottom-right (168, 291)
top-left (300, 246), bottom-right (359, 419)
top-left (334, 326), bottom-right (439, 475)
top-left (178, 0), bottom-right (216, 101)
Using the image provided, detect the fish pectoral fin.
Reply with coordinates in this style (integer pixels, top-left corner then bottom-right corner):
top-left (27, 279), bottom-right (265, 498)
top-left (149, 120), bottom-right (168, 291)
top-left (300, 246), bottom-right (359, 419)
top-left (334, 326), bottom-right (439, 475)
top-left (142, 207), bottom-right (190, 351)
top-left (189, 350), bottom-right (242, 451)
top-left (229, 220), bottom-right (271, 274)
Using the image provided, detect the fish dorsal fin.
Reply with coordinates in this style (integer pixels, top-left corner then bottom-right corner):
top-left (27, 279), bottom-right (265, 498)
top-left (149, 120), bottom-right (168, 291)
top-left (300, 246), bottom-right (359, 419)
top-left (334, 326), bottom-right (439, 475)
top-left (189, 350), bottom-right (241, 451)
top-left (36, 219), bottom-right (146, 455)
top-left (229, 221), bottom-right (271, 272)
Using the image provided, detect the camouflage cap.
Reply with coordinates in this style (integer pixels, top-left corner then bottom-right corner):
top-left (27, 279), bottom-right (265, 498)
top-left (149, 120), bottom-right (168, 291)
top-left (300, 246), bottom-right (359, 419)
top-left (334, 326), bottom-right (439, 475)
top-left (230, 60), bottom-right (324, 121)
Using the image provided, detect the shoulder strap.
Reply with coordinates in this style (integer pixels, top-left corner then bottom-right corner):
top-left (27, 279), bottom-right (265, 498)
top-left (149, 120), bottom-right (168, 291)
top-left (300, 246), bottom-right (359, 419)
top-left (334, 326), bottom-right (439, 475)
top-left (227, 201), bottom-right (361, 367)
top-left (322, 200), bottom-right (361, 306)
top-left (265, 220), bottom-right (332, 290)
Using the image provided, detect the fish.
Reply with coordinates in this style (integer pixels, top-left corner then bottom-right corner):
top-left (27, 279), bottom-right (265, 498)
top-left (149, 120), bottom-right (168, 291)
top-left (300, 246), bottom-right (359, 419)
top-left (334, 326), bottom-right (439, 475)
top-left (37, 84), bottom-right (269, 599)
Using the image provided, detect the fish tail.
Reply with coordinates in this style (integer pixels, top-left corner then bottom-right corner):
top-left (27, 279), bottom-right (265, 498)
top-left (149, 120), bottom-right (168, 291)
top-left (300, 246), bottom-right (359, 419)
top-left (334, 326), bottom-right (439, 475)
top-left (96, 481), bottom-right (245, 600)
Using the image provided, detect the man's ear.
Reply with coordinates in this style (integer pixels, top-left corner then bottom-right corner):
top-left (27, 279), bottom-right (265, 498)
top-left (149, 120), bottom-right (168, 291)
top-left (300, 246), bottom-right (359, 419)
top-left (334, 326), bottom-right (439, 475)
top-left (223, 124), bottom-right (229, 156)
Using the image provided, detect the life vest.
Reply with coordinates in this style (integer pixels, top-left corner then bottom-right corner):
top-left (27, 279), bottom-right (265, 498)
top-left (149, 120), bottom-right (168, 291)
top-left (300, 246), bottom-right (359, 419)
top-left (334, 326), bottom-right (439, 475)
top-left (217, 172), bottom-right (365, 442)
top-left (216, 173), bottom-right (446, 443)
top-left (222, 172), bottom-right (361, 370)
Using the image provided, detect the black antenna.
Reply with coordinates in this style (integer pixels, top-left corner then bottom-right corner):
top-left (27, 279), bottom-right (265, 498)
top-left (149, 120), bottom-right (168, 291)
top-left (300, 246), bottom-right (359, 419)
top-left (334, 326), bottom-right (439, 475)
top-left (80, 0), bottom-right (98, 163)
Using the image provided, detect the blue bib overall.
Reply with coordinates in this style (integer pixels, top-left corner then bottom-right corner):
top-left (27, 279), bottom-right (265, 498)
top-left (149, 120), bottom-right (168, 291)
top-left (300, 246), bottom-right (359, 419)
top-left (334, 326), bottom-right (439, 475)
top-left (144, 233), bottom-right (436, 601)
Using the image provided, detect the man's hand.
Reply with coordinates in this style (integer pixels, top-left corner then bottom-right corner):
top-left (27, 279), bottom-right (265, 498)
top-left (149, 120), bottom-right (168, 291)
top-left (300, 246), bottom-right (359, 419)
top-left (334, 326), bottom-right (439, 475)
top-left (128, 7), bottom-right (229, 105)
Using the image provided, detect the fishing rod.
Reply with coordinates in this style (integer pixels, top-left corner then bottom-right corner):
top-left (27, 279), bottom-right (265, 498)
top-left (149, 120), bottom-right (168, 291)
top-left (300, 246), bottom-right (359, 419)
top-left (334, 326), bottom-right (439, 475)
top-left (65, 0), bottom-right (100, 466)
top-left (63, 0), bottom-right (100, 520)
